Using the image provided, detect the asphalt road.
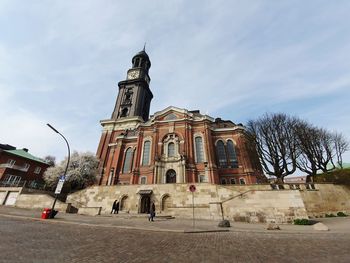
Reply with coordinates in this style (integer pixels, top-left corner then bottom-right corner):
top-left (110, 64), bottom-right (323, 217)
top-left (1, 216), bottom-right (350, 263)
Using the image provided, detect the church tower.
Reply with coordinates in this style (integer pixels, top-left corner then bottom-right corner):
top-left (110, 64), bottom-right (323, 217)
top-left (97, 48), bottom-right (264, 188)
top-left (111, 49), bottom-right (153, 122)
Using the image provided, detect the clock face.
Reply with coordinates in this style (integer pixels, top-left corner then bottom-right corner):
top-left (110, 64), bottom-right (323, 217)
top-left (127, 70), bottom-right (139, 80)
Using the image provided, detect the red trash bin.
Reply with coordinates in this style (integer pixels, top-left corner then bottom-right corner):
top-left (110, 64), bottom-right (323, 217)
top-left (41, 208), bottom-right (51, 219)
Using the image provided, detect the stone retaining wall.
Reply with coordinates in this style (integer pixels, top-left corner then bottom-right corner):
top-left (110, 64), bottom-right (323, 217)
top-left (66, 183), bottom-right (350, 223)
top-left (0, 187), bottom-right (22, 205)
top-left (15, 193), bottom-right (68, 211)
top-left (221, 189), bottom-right (308, 223)
top-left (300, 184), bottom-right (350, 217)
top-left (4, 183), bottom-right (349, 223)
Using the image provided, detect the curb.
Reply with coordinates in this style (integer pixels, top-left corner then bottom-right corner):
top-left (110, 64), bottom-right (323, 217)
top-left (184, 229), bottom-right (230, 233)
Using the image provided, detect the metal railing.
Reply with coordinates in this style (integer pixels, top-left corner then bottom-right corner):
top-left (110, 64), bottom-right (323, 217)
top-left (0, 163), bottom-right (29, 172)
top-left (0, 180), bottom-right (47, 190)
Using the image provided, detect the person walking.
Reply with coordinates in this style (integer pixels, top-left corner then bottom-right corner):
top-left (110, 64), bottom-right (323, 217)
top-left (149, 202), bottom-right (156, 221)
top-left (111, 200), bottom-right (119, 214)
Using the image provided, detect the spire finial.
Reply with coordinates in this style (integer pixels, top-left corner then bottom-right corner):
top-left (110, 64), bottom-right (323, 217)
top-left (143, 42), bottom-right (146, 51)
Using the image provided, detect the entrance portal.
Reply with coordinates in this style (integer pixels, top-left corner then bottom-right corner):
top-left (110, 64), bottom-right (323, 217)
top-left (140, 195), bottom-right (151, 213)
top-left (166, 169), bottom-right (176, 183)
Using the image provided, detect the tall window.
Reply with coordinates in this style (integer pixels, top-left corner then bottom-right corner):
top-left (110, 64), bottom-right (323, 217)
top-left (23, 163), bottom-right (30, 171)
top-left (34, 167), bottom-right (41, 174)
top-left (216, 140), bottom-right (227, 167)
top-left (227, 140), bottom-right (238, 168)
top-left (199, 174), bottom-right (207, 183)
top-left (123, 148), bottom-right (133, 173)
top-left (140, 177), bottom-right (147, 184)
top-left (120, 108), bottom-right (128, 117)
top-left (168, 142), bottom-right (175, 157)
top-left (7, 159), bottom-right (15, 167)
top-left (166, 169), bottom-right (176, 183)
top-left (195, 137), bottom-right (204, 163)
top-left (142, 141), bottom-right (151, 165)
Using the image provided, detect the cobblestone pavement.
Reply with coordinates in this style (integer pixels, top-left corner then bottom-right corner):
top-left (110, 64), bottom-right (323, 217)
top-left (2, 206), bottom-right (349, 234)
top-left (1, 215), bottom-right (350, 263)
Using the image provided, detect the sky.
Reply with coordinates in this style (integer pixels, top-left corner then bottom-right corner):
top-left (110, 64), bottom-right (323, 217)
top-left (1, 0), bottom-right (350, 164)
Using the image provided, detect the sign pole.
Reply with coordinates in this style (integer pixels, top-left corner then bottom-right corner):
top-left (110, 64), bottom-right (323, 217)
top-left (47, 123), bottom-right (70, 219)
top-left (192, 191), bottom-right (195, 229)
top-left (189, 184), bottom-right (196, 229)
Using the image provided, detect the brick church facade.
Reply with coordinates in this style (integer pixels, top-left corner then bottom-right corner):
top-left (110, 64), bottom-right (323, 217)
top-left (96, 49), bottom-right (264, 186)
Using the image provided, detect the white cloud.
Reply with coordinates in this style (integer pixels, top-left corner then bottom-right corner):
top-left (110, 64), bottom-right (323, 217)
top-left (0, 107), bottom-right (61, 158)
top-left (1, 0), bottom-right (350, 163)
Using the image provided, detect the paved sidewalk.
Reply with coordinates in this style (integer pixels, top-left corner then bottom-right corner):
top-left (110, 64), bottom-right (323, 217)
top-left (0, 206), bottom-right (349, 234)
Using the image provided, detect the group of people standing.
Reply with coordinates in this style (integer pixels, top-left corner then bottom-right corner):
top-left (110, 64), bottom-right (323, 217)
top-left (111, 199), bottom-right (156, 222)
top-left (111, 200), bottom-right (119, 214)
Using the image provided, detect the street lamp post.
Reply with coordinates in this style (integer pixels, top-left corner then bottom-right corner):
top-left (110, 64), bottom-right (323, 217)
top-left (47, 123), bottom-right (70, 218)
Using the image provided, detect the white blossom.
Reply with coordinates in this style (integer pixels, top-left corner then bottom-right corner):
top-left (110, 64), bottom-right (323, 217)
top-left (43, 151), bottom-right (99, 190)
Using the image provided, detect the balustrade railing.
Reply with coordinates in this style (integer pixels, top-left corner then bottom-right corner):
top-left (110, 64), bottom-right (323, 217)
top-left (0, 180), bottom-right (47, 190)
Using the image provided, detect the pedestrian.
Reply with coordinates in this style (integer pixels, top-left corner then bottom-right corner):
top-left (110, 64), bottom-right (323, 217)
top-left (111, 200), bottom-right (119, 214)
top-left (149, 202), bottom-right (156, 221)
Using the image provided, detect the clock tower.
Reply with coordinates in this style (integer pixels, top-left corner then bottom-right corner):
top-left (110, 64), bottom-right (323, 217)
top-left (111, 49), bottom-right (153, 122)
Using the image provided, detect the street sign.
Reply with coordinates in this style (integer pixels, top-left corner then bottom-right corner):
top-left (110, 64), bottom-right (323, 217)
top-left (54, 175), bottom-right (66, 194)
top-left (189, 184), bottom-right (196, 192)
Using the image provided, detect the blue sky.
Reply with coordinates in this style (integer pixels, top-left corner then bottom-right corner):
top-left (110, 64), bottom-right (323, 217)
top-left (1, 0), bottom-right (350, 163)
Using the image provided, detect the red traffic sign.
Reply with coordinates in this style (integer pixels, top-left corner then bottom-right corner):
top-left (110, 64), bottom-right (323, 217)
top-left (189, 184), bottom-right (196, 192)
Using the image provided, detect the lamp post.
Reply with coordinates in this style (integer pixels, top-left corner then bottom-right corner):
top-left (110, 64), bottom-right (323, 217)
top-left (47, 123), bottom-right (70, 218)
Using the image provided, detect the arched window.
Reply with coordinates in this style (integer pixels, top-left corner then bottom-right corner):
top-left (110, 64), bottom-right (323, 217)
top-left (124, 92), bottom-right (132, 102)
top-left (120, 196), bottom-right (129, 211)
top-left (142, 141), bottom-right (151, 166)
top-left (230, 178), bottom-right (236, 184)
top-left (221, 178), bottom-right (227, 185)
top-left (195, 137), bottom-right (204, 163)
top-left (168, 142), bottom-right (175, 157)
top-left (166, 169), bottom-right (176, 183)
top-left (161, 195), bottom-right (172, 211)
top-left (120, 108), bottom-right (128, 117)
top-left (216, 140), bottom-right (227, 167)
top-left (123, 148), bottom-right (133, 173)
top-left (134, 58), bottom-right (140, 67)
top-left (227, 140), bottom-right (238, 168)
top-left (239, 178), bottom-right (246, 185)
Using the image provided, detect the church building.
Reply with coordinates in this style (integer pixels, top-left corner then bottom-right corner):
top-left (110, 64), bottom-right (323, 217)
top-left (96, 49), bottom-right (264, 187)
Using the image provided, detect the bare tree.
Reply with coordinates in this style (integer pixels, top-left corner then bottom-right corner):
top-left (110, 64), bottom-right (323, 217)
top-left (295, 121), bottom-right (318, 181)
top-left (315, 128), bottom-right (337, 173)
top-left (249, 112), bottom-right (349, 182)
top-left (247, 113), bottom-right (299, 183)
top-left (333, 132), bottom-right (349, 169)
top-left (295, 123), bottom-right (349, 180)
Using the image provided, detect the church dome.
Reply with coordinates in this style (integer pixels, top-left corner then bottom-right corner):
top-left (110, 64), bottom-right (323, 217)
top-left (132, 49), bottom-right (151, 69)
top-left (134, 50), bottom-right (149, 59)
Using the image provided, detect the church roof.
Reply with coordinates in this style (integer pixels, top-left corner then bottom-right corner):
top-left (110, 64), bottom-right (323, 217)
top-left (133, 50), bottom-right (149, 60)
top-left (135, 50), bottom-right (149, 57)
top-left (149, 106), bottom-right (214, 122)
